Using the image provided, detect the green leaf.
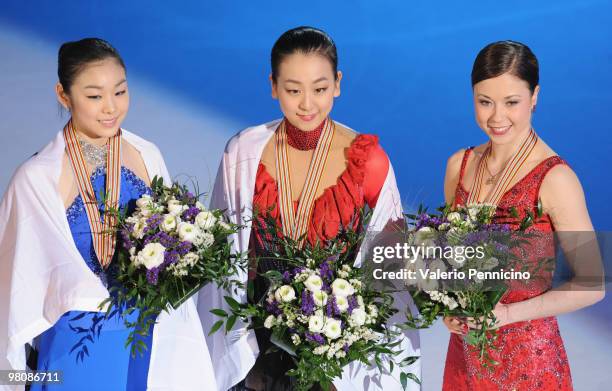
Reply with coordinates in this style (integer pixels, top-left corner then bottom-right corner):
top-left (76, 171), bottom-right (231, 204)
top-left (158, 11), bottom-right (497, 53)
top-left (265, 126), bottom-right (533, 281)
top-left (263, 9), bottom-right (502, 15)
top-left (400, 372), bottom-right (408, 390)
top-left (208, 320), bottom-right (224, 336)
top-left (209, 309), bottom-right (228, 318)
top-left (406, 372), bottom-right (421, 385)
top-left (226, 315), bottom-right (238, 332)
top-left (224, 296), bottom-right (240, 311)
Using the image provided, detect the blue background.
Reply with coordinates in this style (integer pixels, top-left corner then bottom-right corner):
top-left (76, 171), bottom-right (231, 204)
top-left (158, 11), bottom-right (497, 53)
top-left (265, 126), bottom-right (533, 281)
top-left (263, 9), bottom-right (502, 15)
top-left (1, 1), bottom-right (611, 389)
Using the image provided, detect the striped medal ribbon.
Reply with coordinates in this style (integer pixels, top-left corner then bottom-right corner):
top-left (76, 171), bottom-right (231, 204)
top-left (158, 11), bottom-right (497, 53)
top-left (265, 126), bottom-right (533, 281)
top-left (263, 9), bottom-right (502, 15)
top-left (63, 120), bottom-right (122, 269)
top-left (467, 128), bottom-right (538, 206)
top-left (275, 118), bottom-right (335, 248)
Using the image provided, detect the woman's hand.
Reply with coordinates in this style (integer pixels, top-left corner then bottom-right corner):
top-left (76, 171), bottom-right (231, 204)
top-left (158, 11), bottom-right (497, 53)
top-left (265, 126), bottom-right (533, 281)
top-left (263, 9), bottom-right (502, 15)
top-left (443, 316), bottom-right (467, 335)
top-left (464, 302), bottom-right (512, 331)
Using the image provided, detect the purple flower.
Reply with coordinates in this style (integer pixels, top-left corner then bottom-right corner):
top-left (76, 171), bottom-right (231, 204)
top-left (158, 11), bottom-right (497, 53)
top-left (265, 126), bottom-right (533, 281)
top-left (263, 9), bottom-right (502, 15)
top-left (181, 206), bottom-right (200, 222)
top-left (343, 344), bottom-right (349, 353)
top-left (347, 295), bottom-right (358, 315)
top-left (146, 267), bottom-right (160, 285)
top-left (164, 250), bottom-right (179, 265)
top-left (266, 300), bottom-right (282, 316)
top-left (326, 295), bottom-right (340, 317)
top-left (282, 271), bottom-right (292, 283)
top-left (305, 332), bottom-right (325, 345)
top-left (145, 214), bottom-right (163, 231)
top-left (176, 241), bottom-right (193, 256)
top-left (300, 290), bottom-right (315, 316)
top-left (319, 261), bottom-right (334, 282)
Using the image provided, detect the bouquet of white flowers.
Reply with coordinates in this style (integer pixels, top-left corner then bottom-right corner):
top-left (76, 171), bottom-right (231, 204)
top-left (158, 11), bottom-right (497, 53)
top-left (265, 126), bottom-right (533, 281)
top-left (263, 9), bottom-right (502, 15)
top-left (212, 214), bottom-right (419, 390)
top-left (100, 176), bottom-right (244, 356)
top-left (403, 203), bottom-right (541, 367)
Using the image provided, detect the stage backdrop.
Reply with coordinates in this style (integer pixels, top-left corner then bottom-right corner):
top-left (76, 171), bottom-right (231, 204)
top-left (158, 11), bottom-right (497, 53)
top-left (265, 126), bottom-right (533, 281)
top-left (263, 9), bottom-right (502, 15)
top-left (1, 1), bottom-right (610, 389)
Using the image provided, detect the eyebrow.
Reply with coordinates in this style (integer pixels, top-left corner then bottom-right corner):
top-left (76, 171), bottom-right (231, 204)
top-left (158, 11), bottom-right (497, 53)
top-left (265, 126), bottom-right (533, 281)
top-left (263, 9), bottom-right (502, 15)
top-left (284, 77), bottom-right (329, 84)
top-left (477, 93), bottom-right (522, 100)
top-left (84, 79), bottom-right (127, 89)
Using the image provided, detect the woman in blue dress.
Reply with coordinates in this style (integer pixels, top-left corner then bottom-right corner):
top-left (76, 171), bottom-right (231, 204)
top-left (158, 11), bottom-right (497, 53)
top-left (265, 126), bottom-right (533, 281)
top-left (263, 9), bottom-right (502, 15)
top-left (0, 38), bottom-right (215, 390)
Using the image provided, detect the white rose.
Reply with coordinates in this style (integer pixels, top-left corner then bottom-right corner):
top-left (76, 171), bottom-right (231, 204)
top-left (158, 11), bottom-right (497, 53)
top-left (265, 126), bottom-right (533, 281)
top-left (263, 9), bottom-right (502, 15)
top-left (264, 315), bottom-right (276, 329)
top-left (133, 218), bottom-right (147, 239)
top-left (137, 243), bottom-right (166, 270)
top-left (136, 194), bottom-right (153, 210)
top-left (167, 199), bottom-right (186, 216)
top-left (312, 290), bottom-right (328, 307)
top-left (160, 214), bottom-right (178, 232)
top-left (195, 211), bottom-right (217, 230)
top-left (335, 295), bottom-right (349, 313)
top-left (447, 212), bottom-right (461, 223)
top-left (438, 222), bottom-right (451, 231)
top-left (308, 315), bottom-right (325, 333)
top-left (304, 274), bottom-right (323, 292)
top-left (323, 318), bottom-right (342, 340)
top-left (331, 279), bottom-right (355, 297)
top-left (178, 222), bottom-right (198, 242)
top-left (350, 308), bottom-right (367, 326)
top-left (274, 285), bottom-right (296, 303)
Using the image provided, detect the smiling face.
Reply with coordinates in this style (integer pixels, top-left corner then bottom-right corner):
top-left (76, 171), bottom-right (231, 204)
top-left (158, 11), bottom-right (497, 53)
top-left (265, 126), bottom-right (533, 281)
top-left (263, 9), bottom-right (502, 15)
top-left (56, 57), bottom-right (128, 141)
top-left (473, 72), bottom-right (539, 145)
top-left (271, 52), bottom-right (341, 131)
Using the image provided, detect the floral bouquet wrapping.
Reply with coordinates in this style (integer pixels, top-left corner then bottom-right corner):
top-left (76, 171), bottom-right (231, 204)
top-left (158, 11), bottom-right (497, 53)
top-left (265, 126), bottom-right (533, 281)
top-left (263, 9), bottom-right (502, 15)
top-left (101, 176), bottom-right (244, 356)
top-left (212, 219), bottom-right (419, 390)
top-left (403, 203), bottom-right (540, 366)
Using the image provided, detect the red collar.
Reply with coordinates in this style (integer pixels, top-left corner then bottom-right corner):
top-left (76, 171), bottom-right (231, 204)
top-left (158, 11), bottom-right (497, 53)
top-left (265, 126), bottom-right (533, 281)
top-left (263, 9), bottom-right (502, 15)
top-left (285, 119), bottom-right (326, 151)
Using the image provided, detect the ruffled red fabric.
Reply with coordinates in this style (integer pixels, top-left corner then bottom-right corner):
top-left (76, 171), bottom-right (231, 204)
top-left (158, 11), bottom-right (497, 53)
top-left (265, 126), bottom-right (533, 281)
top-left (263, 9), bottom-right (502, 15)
top-left (252, 134), bottom-right (388, 248)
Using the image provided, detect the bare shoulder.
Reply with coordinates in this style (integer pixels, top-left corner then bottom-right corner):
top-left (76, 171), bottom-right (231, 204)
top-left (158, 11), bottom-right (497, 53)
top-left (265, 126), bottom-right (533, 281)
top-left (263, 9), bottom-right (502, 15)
top-left (333, 122), bottom-right (358, 147)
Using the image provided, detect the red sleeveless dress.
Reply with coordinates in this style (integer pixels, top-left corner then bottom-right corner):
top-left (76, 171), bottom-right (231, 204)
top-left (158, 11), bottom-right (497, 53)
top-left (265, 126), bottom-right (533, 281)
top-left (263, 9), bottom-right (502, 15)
top-left (442, 148), bottom-right (573, 391)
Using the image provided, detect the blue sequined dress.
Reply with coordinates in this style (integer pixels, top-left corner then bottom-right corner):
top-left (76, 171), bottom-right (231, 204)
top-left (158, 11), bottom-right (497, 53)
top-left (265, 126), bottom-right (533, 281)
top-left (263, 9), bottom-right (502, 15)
top-left (31, 167), bottom-right (153, 391)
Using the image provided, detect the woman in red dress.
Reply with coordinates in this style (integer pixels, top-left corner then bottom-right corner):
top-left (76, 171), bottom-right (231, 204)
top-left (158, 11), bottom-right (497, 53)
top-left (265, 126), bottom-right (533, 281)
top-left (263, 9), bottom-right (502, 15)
top-left (441, 41), bottom-right (605, 390)
top-left (201, 27), bottom-right (419, 391)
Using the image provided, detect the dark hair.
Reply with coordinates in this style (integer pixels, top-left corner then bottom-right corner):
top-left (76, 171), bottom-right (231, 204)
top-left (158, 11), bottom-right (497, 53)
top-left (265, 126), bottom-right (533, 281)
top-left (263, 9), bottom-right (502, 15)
top-left (271, 26), bottom-right (338, 81)
top-left (58, 38), bottom-right (126, 93)
top-left (471, 40), bottom-right (539, 93)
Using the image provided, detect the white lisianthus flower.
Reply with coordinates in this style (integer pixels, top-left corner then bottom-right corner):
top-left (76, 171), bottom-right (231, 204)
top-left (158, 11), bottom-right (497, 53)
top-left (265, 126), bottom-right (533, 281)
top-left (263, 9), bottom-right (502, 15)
top-left (160, 214), bottom-right (178, 232)
top-left (350, 308), bottom-right (367, 326)
top-left (418, 226), bottom-right (434, 233)
top-left (137, 243), bottom-right (166, 270)
top-left (312, 290), bottom-right (328, 307)
top-left (291, 334), bottom-right (301, 346)
top-left (331, 278), bottom-right (355, 297)
top-left (356, 295), bottom-right (365, 308)
top-left (323, 318), bottom-right (342, 340)
top-left (304, 274), bottom-right (323, 292)
top-left (446, 212), bottom-right (461, 223)
top-left (308, 315), bottom-right (325, 333)
top-left (195, 201), bottom-right (206, 211)
top-left (438, 222), bottom-right (451, 231)
top-left (195, 211), bottom-right (217, 230)
top-left (136, 194), bottom-right (153, 210)
top-left (133, 218), bottom-right (147, 239)
top-left (167, 199), bottom-right (186, 216)
top-left (335, 295), bottom-right (349, 313)
top-left (274, 285), bottom-right (296, 303)
top-left (178, 222), bottom-right (198, 242)
top-left (264, 315), bottom-right (276, 329)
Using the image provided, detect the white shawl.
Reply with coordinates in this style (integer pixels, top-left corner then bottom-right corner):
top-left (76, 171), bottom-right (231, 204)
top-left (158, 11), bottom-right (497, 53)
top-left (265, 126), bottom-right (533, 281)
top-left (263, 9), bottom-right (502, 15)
top-left (0, 130), bottom-right (217, 391)
top-left (198, 120), bottom-right (421, 391)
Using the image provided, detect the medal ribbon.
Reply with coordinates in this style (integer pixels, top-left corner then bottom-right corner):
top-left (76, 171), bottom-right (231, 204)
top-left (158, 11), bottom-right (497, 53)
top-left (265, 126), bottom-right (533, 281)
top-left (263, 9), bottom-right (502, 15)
top-left (275, 118), bottom-right (335, 248)
top-left (467, 128), bottom-right (538, 206)
top-left (63, 120), bottom-right (122, 268)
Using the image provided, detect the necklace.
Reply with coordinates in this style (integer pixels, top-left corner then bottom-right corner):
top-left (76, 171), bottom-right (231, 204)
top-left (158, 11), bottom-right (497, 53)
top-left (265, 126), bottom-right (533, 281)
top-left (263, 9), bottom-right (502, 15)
top-left (484, 159), bottom-right (504, 185)
top-left (77, 136), bottom-right (108, 168)
top-left (285, 119), bottom-right (326, 150)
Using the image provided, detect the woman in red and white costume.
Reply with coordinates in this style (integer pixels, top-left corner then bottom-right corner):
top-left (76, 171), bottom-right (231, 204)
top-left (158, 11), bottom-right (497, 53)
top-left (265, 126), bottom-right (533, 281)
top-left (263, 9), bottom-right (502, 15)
top-left (199, 27), bottom-right (420, 391)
